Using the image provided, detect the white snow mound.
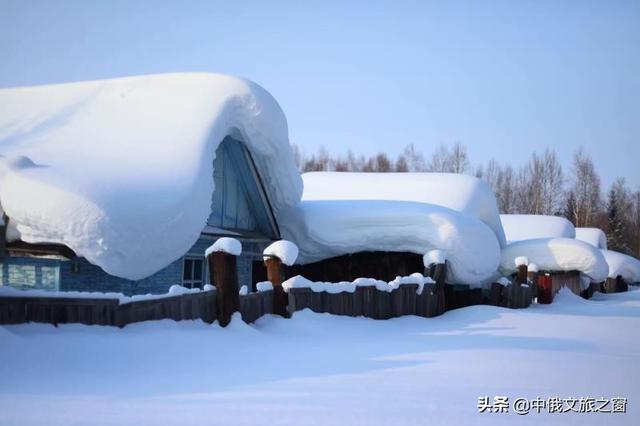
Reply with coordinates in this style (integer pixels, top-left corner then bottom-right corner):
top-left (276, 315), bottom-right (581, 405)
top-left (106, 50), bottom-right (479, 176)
top-left (205, 237), bottom-right (242, 257)
top-left (515, 256), bottom-right (529, 267)
top-left (500, 214), bottom-right (575, 243)
top-left (601, 250), bottom-right (640, 282)
top-left (280, 200), bottom-right (501, 288)
top-left (302, 172), bottom-right (506, 247)
top-left (501, 238), bottom-right (608, 282)
top-left (0, 73), bottom-right (303, 279)
top-left (575, 227), bottom-right (608, 250)
top-left (263, 240), bottom-right (299, 266)
top-left (423, 249), bottom-right (446, 266)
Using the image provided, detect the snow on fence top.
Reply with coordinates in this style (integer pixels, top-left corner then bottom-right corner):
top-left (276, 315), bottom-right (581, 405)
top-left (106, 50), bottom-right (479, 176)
top-left (501, 238), bottom-right (609, 283)
top-left (601, 250), bottom-right (640, 282)
top-left (280, 199), bottom-right (501, 287)
top-left (263, 240), bottom-right (298, 266)
top-left (282, 273), bottom-right (435, 295)
top-left (500, 214), bottom-right (576, 243)
top-left (205, 237), bottom-right (242, 257)
top-left (575, 227), bottom-right (608, 250)
top-left (302, 172), bottom-right (506, 247)
top-left (0, 73), bottom-right (303, 280)
top-left (0, 283), bottom-right (212, 304)
top-left (423, 249), bottom-right (446, 266)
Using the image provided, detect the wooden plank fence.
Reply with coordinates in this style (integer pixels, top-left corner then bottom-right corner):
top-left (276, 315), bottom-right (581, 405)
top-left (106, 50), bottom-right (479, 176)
top-left (2, 245), bottom-right (623, 328)
top-left (0, 289), bottom-right (276, 327)
top-left (287, 282), bottom-right (446, 319)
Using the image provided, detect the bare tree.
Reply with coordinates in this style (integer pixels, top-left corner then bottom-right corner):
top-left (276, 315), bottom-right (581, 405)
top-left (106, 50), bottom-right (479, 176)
top-left (449, 142), bottom-right (470, 174)
top-left (401, 144), bottom-right (426, 172)
top-left (395, 155), bottom-right (409, 172)
top-left (426, 144), bottom-right (450, 172)
top-left (374, 153), bottom-right (392, 172)
top-left (498, 164), bottom-right (517, 214)
top-left (426, 142), bottom-right (469, 174)
top-left (567, 148), bottom-right (602, 227)
top-left (606, 178), bottom-right (634, 254)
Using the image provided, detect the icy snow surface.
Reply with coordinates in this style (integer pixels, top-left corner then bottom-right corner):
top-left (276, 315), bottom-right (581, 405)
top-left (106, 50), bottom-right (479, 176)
top-left (601, 249), bottom-right (640, 282)
top-left (204, 237), bottom-right (242, 257)
top-left (1, 289), bottom-right (639, 425)
top-left (302, 172), bottom-right (506, 247)
top-left (0, 73), bottom-right (302, 280)
top-left (500, 214), bottom-right (576, 243)
top-left (501, 238), bottom-right (608, 282)
top-left (280, 200), bottom-right (501, 287)
top-left (263, 240), bottom-right (299, 266)
top-left (575, 227), bottom-right (608, 250)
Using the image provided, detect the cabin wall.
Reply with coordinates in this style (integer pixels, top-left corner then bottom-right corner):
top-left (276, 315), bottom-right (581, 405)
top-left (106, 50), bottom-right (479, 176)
top-left (286, 251), bottom-right (424, 283)
top-left (0, 237), bottom-right (271, 296)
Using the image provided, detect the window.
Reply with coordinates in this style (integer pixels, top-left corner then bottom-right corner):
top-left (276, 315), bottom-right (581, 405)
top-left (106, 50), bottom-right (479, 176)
top-left (2, 263), bottom-right (59, 291)
top-left (8, 264), bottom-right (36, 287)
top-left (41, 266), bottom-right (59, 290)
top-left (208, 137), bottom-right (277, 238)
top-left (182, 257), bottom-right (204, 289)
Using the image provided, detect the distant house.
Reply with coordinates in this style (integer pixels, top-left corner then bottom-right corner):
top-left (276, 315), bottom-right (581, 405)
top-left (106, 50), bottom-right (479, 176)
top-left (0, 73), bottom-right (302, 295)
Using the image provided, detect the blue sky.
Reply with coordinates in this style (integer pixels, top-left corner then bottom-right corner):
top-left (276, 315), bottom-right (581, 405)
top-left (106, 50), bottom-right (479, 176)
top-left (1, 0), bottom-right (638, 188)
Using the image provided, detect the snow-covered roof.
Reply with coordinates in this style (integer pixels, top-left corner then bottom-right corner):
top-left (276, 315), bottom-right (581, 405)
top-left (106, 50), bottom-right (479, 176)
top-left (0, 73), bottom-right (303, 280)
top-left (500, 214), bottom-right (575, 243)
top-left (280, 199), bottom-right (501, 287)
top-left (500, 238), bottom-right (608, 283)
top-left (575, 227), bottom-right (608, 250)
top-left (601, 250), bottom-right (640, 283)
top-left (303, 172), bottom-right (506, 247)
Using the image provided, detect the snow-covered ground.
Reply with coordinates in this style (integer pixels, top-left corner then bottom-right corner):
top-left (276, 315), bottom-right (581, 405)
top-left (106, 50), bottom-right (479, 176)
top-left (1, 289), bottom-right (639, 425)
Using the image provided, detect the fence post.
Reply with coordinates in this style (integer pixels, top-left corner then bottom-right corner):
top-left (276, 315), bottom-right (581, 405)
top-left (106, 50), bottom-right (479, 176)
top-left (208, 251), bottom-right (239, 327)
top-left (516, 264), bottom-right (527, 286)
top-left (432, 260), bottom-right (447, 315)
top-left (265, 256), bottom-right (288, 317)
top-left (527, 265), bottom-right (538, 298)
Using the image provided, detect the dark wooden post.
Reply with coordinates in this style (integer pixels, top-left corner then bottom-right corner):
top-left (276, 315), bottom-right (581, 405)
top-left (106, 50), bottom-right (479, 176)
top-left (265, 256), bottom-right (288, 317)
top-left (208, 252), bottom-right (239, 327)
top-left (0, 213), bottom-right (8, 261)
top-left (527, 269), bottom-right (538, 298)
top-left (516, 264), bottom-right (528, 286)
top-left (432, 260), bottom-right (447, 315)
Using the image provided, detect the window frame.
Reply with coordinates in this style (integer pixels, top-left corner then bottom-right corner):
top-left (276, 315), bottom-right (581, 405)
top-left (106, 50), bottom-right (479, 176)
top-left (182, 256), bottom-right (205, 289)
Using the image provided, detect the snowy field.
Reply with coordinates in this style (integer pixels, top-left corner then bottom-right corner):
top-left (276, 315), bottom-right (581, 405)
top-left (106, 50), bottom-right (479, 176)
top-left (1, 289), bottom-right (639, 426)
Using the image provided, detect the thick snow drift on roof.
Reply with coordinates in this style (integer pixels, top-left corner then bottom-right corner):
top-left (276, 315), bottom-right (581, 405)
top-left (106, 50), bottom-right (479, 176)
top-left (575, 227), bottom-right (608, 250)
top-left (601, 250), bottom-right (640, 282)
top-left (500, 238), bottom-right (608, 283)
top-left (280, 200), bottom-right (501, 287)
top-left (302, 172), bottom-right (506, 247)
top-left (500, 214), bottom-right (575, 243)
top-left (0, 73), bottom-right (302, 280)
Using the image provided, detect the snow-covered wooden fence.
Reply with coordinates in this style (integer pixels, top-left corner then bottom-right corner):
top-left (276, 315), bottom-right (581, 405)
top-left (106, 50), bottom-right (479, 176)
top-left (0, 288), bottom-right (277, 327)
top-left (604, 276), bottom-right (628, 293)
top-left (286, 281), bottom-right (447, 319)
